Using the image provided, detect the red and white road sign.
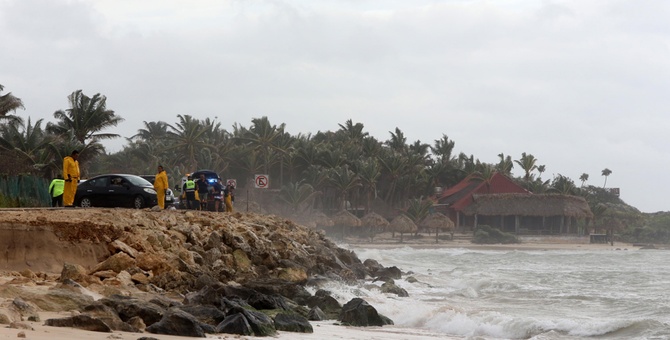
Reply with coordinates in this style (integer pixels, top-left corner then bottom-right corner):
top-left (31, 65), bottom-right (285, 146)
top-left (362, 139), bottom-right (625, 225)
top-left (254, 174), bottom-right (269, 189)
top-left (226, 179), bottom-right (237, 188)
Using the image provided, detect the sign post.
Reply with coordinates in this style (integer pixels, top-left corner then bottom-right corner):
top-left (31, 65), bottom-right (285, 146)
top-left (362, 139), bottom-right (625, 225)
top-left (254, 175), bottom-right (269, 212)
top-left (226, 179), bottom-right (237, 189)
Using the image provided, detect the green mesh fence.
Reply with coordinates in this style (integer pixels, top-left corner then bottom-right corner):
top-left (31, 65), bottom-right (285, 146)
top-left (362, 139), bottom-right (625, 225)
top-left (0, 175), bottom-right (51, 207)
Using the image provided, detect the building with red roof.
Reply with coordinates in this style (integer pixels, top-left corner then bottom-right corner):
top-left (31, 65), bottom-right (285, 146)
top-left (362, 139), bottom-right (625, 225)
top-left (434, 172), bottom-right (529, 229)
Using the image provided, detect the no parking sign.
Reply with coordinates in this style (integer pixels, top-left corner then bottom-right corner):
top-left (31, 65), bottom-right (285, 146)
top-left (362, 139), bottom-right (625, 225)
top-left (226, 179), bottom-right (237, 188)
top-left (254, 174), bottom-right (269, 189)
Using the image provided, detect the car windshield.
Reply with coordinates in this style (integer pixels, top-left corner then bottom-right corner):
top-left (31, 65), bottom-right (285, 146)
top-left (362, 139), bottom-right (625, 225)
top-left (125, 175), bottom-right (152, 187)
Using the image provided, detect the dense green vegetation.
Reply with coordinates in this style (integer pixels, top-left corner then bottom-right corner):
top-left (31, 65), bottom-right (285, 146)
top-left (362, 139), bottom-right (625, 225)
top-left (1, 85), bottom-right (667, 243)
top-left (473, 225), bottom-right (519, 244)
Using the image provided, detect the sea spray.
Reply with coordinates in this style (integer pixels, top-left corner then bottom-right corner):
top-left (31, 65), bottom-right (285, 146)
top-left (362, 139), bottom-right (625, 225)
top-left (340, 245), bottom-right (670, 339)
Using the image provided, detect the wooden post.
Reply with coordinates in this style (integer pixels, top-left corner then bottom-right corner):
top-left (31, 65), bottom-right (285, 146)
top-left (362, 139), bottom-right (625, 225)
top-left (456, 212), bottom-right (460, 231)
top-left (515, 215), bottom-right (520, 235)
top-left (560, 216), bottom-right (565, 234)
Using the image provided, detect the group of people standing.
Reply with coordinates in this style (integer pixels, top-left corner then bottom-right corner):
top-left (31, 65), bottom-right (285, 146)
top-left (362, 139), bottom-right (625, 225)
top-left (48, 151), bottom-right (234, 212)
top-left (181, 173), bottom-right (234, 212)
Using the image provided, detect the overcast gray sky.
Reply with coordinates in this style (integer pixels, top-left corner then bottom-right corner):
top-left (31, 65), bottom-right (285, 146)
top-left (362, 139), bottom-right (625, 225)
top-left (2, 0), bottom-right (669, 213)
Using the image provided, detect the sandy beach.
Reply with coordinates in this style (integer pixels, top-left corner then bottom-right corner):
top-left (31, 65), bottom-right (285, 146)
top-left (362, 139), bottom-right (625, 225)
top-left (0, 317), bottom-right (455, 340)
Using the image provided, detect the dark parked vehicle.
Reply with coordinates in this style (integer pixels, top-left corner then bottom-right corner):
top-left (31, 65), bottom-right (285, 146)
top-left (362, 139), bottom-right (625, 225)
top-left (75, 174), bottom-right (158, 209)
top-left (140, 175), bottom-right (176, 207)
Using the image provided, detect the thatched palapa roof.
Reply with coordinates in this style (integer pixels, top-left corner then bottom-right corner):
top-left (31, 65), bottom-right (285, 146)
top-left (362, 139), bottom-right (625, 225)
top-left (331, 210), bottom-right (362, 227)
top-left (420, 212), bottom-right (455, 231)
top-left (463, 193), bottom-right (593, 218)
top-left (360, 212), bottom-right (390, 228)
top-left (390, 214), bottom-right (418, 233)
top-left (310, 211), bottom-right (334, 227)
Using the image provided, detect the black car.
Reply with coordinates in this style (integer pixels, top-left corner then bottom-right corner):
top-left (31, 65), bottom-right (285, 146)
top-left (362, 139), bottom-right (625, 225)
top-left (140, 175), bottom-right (176, 207)
top-left (75, 174), bottom-right (158, 209)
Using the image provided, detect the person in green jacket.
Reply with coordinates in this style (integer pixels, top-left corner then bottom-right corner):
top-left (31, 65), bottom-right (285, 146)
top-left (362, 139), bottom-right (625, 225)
top-left (49, 175), bottom-right (65, 207)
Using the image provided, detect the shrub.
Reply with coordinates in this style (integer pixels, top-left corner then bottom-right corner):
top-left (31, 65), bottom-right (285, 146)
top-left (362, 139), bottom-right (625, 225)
top-left (472, 225), bottom-right (519, 244)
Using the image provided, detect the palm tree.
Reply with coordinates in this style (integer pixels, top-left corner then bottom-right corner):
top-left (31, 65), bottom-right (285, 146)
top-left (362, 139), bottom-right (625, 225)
top-left (0, 117), bottom-right (52, 174)
top-left (515, 152), bottom-right (538, 181)
top-left (328, 165), bottom-right (361, 210)
top-left (386, 127), bottom-right (407, 153)
top-left (405, 198), bottom-right (433, 227)
top-left (166, 114), bottom-right (211, 171)
top-left (601, 168), bottom-right (612, 188)
top-left (130, 121), bottom-right (169, 142)
top-left (337, 119), bottom-right (368, 145)
top-left (279, 180), bottom-right (315, 213)
top-left (237, 116), bottom-right (284, 175)
top-left (0, 84), bottom-right (24, 118)
top-left (379, 150), bottom-right (409, 206)
top-left (48, 90), bottom-right (124, 147)
top-left (548, 174), bottom-right (577, 195)
top-left (353, 159), bottom-right (381, 213)
top-left (431, 135), bottom-right (456, 164)
top-left (579, 173), bottom-right (589, 187)
top-left (496, 153), bottom-right (514, 175)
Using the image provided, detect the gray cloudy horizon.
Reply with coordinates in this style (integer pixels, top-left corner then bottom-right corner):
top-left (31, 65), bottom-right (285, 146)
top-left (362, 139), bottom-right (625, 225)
top-left (2, 0), bottom-right (669, 213)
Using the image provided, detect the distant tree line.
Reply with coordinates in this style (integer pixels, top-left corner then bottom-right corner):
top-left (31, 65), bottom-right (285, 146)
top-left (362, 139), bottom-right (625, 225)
top-left (3, 85), bottom-right (663, 242)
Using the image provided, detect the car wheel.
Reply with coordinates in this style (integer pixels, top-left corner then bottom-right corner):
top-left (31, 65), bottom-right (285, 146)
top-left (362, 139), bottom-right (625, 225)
top-left (79, 197), bottom-right (92, 208)
top-left (133, 196), bottom-right (145, 209)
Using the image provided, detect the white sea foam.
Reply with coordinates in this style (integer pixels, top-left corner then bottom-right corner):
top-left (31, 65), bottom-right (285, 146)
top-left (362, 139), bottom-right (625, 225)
top-left (329, 245), bottom-right (670, 339)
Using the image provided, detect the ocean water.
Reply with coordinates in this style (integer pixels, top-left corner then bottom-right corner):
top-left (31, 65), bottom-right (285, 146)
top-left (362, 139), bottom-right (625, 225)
top-left (315, 246), bottom-right (670, 340)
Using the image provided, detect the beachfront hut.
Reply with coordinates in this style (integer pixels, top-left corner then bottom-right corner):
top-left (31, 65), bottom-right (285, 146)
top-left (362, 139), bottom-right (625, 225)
top-left (435, 172), bottom-right (528, 230)
top-left (331, 210), bottom-right (362, 238)
top-left (463, 193), bottom-right (593, 235)
top-left (420, 212), bottom-right (455, 243)
top-left (310, 211), bottom-right (334, 228)
top-left (390, 214), bottom-right (418, 243)
top-left (360, 212), bottom-right (390, 242)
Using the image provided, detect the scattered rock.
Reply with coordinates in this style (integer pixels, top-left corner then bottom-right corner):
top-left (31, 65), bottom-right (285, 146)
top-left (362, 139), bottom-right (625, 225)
top-left (273, 312), bottom-right (313, 333)
top-left (45, 314), bottom-right (112, 332)
top-left (338, 298), bottom-right (394, 327)
top-left (145, 308), bottom-right (205, 338)
top-left (307, 306), bottom-right (327, 321)
top-left (381, 281), bottom-right (409, 297)
top-left (216, 313), bottom-right (253, 335)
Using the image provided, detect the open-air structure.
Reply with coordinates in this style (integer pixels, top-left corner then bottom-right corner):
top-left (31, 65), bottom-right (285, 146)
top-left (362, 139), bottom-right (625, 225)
top-left (463, 193), bottom-right (594, 235)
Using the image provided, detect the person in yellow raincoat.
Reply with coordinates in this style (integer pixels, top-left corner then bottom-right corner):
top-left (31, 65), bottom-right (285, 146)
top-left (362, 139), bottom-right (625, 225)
top-left (62, 150), bottom-right (80, 207)
top-left (153, 165), bottom-right (169, 209)
top-left (224, 184), bottom-right (234, 213)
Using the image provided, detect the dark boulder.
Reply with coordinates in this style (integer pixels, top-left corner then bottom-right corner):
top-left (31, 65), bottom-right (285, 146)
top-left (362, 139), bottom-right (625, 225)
top-left (242, 309), bottom-right (276, 336)
top-left (82, 302), bottom-right (140, 332)
top-left (373, 266), bottom-right (402, 280)
top-left (145, 308), bottom-right (205, 338)
top-left (363, 259), bottom-right (384, 274)
top-left (99, 295), bottom-right (164, 326)
top-left (176, 305), bottom-right (226, 326)
top-left (273, 313), bottom-right (313, 333)
top-left (380, 282), bottom-right (409, 297)
top-left (247, 293), bottom-right (290, 311)
top-left (44, 314), bottom-right (112, 332)
top-left (215, 313), bottom-right (253, 336)
top-left (338, 298), bottom-right (393, 327)
top-left (307, 306), bottom-right (327, 321)
top-left (244, 279), bottom-right (312, 303)
top-left (306, 290), bottom-right (341, 319)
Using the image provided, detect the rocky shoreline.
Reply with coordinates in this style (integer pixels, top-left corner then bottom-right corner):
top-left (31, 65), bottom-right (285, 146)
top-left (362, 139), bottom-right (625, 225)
top-left (0, 208), bottom-right (407, 337)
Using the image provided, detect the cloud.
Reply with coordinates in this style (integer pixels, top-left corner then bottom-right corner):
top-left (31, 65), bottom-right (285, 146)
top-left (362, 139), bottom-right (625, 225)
top-left (1, 0), bottom-right (669, 212)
